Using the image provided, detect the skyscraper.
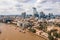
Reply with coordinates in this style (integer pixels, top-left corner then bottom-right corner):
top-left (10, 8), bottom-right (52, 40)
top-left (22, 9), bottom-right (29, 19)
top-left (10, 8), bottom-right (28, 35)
top-left (39, 11), bottom-right (45, 18)
top-left (48, 13), bottom-right (55, 19)
top-left (21, 12), bottom-right (26, 19)
top-left (32, 7), bottom-right (39, 18)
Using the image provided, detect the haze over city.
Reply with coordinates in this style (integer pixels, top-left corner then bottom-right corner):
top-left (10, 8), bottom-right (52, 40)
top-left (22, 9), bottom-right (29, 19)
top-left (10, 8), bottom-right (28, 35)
top-left (0, 0), bottom-right (60, 15)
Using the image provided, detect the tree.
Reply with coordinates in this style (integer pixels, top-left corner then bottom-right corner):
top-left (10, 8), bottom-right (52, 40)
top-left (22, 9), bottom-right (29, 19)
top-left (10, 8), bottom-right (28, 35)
top-left (58, 33), bottom-right (60, 38)
top-left (39, 22), bottom-right (47, 32)
top-left (48, 35), bottom-right (54, 40)
top-left (29, 29), bottom-right (36, 33)
top-left (48, 31), bottom-right (51, 35)
top-left (38, 26), bottom-right (44, 30)
top-left (53, 32), bottom-right (58, 38)
top-left (56, 23), bottom-right (60, 27)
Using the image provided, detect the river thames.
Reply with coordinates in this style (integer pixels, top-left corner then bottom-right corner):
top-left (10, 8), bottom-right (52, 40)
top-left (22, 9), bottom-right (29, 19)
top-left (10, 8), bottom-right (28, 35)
top-left (0, 23), bottom-right (46, 40)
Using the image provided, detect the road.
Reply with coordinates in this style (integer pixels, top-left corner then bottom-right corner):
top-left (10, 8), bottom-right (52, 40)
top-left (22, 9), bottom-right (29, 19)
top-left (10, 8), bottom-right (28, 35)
top-left (0, 23), bottom-right (46, 40)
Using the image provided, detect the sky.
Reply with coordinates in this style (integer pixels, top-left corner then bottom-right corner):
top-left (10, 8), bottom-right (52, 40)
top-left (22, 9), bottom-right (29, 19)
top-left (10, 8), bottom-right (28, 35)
top-left (0, 0), bottom-right (60, 15)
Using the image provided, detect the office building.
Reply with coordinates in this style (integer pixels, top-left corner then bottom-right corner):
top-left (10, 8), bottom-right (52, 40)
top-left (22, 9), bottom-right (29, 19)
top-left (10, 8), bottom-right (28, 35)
top-left (32, 7), bottom-right (39, 18)
top-left (21, 12), bottom-right (26, 19)
top-left (39, 11), bottom-right (45, 19)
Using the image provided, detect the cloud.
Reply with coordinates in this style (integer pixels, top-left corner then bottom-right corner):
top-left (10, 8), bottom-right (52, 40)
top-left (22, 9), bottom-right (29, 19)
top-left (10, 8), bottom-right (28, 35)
top-left (16, 0), bottom-right (36, 3)
top-left (35, 0), bottom-right (60, 14)
top-left (36, 0), bottom-right (47, 4)
top-left (16, 0), bottom-right (31, 3)
top-left (0, 0), bottom-right (60, 15)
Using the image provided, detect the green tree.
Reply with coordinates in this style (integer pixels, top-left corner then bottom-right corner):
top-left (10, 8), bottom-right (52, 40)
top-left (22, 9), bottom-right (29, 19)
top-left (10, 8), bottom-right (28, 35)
top-left (53, 32), bottom-right (58, 38)
top-left (48, 31), bottom-right (51, 35)
top-left (58, 33), bottom-right (60, 38)
top-left (39, 22), bottom-right (47, 32)
top-left (48, 35), bottom-right (54, 40)
top-left (56, 23), bottom-right (60, 27)
top-left (29, 29), bottom-right (36, 33)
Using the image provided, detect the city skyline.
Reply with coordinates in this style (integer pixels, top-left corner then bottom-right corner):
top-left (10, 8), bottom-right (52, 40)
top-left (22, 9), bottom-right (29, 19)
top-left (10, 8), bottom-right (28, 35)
top-left (0, 0), bottom-right (60, 15)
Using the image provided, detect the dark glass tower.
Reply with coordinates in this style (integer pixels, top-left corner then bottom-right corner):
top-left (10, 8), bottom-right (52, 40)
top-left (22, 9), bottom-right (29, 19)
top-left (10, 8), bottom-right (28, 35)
top-left (32, 7), bottom-right (39, 18)
top-left (21, 12), bottom-right (26, 19)
top-left (39, 11), bottom-right (45, 18)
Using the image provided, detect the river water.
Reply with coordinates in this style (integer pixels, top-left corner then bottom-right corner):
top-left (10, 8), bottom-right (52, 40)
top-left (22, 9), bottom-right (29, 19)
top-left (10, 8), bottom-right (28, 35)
top-left (0, 23), bottom-right (45, 40)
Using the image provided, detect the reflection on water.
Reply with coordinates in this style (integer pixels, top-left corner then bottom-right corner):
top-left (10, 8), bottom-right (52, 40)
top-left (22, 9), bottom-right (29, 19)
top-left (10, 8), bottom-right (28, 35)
top-left (0, 23), bottom-right (45, 40)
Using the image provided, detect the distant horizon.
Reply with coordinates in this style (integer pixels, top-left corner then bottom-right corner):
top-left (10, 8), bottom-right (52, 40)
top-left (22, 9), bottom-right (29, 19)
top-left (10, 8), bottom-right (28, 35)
top-left (0, 12), bottom-right (60, 15)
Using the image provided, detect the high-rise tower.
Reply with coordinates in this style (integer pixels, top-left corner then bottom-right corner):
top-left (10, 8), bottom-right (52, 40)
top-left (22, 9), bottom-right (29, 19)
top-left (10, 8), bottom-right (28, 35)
top-left (32, 7), bottom-right (39, 18)
top-left (39, 11), bottom-right (45, 18)
top-left (21, 12), bottom-right (26, 19)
